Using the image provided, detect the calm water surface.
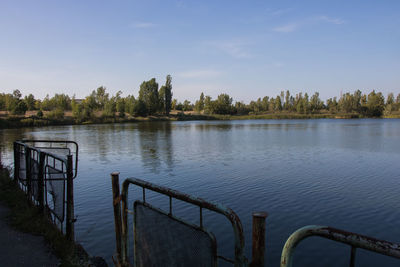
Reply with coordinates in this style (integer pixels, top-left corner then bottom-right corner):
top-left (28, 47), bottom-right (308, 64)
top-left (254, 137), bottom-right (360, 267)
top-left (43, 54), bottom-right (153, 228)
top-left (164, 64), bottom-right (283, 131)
top-left (1, 119), bottom-right (400, 266)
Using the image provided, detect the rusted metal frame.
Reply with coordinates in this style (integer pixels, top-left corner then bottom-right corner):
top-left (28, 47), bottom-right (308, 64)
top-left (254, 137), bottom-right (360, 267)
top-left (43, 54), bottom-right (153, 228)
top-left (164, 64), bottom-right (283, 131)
top-left (120, 177), bottom-right (248, 267)
top-left (14, 141), bottom-right (70, 227)
top-left (111, 172), bottom-right (123, 265)
top-left (19, 140), bottom-right (79, 178)
top-left (280, 225), bottom-right (400, 267)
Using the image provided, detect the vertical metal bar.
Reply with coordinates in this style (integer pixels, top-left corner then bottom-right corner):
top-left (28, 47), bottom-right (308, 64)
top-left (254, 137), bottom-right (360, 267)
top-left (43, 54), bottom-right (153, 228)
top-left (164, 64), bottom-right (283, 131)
top-left (25, 146), bottom-right (32, 201)
top-left (350, 246), bottom-right (356, 267)
top-left (200, 207), bottom-right (203, 228)
top-left (66, 155), bottom-right (74, 241)
top-left (169, 196), bottom-right (172, 215)
top-left (121, 185), bottom-right (128, 265)
top-left (143, 187), bottom-right (146, 203)
top-left (13, 142), bottom-right (19, 182)
top-left (111, 172), bottom-right (123, 265)
top-left (251, 212), bottom-right (268, 267)
top-left (37, 152), bottom-right (45, 212)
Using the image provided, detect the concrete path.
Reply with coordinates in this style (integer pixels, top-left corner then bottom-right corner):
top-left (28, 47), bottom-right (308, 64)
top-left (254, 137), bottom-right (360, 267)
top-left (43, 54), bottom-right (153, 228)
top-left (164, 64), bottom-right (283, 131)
top-left (0, 203), bottom-right (60, 267)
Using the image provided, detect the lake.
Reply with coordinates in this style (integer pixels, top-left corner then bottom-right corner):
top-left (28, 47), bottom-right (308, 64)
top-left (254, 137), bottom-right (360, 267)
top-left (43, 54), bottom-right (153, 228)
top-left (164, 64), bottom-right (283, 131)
top-left (1, 119), bottom-right (400, 266)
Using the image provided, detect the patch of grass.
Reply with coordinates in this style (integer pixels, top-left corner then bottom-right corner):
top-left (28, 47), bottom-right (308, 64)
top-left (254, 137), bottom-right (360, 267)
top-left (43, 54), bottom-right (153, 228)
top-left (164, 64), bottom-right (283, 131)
top-left (0, 169), bottom-right (89, 266)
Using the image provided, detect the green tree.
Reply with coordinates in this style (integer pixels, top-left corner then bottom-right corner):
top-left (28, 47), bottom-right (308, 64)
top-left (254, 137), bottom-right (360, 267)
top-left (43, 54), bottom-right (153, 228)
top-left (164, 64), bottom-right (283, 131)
top-left (24, 94), bottom-right (36, 111)
top-left (275, 95), bottom-right (282, 111)
top-left (284, 90), bottom-right (291, 111)
top-left (158, 86), bottom-right (166, 114)
top-left (310, 92), bottom-right (324, 113)
top-left (125, 95), bottom-right (136, 115)
top-left (139, 78), bottom-right (159, 115)
top-left (195, 92), bottom-right (205, 112)
top-left (95, 86), bottom-right (109, 110)
top-left (183, 100), bottom-right (193, 111)
top-left (133, 99), bottom-right (147, 116)
top-left (171, 99), bottom-right (177, 110)
top-left (164, 75), bottom-right (172, 115)
top-left (262, 96), bottom-right (269, 112)
top-left (204, 96), bottom-right (213, 114)
top-left (213, 94), bottom-right (233, 114)
top-left (115, 91), bottom-right (125, 115)
top-left (365, 90), bottom-right (385, 117)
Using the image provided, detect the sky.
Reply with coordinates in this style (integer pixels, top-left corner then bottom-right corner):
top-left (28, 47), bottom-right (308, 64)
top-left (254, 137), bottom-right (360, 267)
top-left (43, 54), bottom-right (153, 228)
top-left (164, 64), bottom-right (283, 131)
top-left (0, 0), bottom-right (399, 103)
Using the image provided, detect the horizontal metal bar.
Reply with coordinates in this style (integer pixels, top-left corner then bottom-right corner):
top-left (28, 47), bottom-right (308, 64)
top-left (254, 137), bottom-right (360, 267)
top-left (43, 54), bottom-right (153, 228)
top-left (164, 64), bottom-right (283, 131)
top-left (218, 255), bottom-right (235, 264)
top-left (281, 225), bottom-right (400, 267)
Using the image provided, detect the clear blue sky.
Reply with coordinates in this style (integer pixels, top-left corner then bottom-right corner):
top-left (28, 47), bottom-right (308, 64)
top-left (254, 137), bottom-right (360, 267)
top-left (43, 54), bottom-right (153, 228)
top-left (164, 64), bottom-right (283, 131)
top-left (0, 0), bottom-right (399, 102)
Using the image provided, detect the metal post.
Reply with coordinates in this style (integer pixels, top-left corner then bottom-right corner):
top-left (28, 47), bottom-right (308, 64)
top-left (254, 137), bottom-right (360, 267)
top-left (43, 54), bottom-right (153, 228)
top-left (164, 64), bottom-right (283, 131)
top-left (25, 146), bottom-right (31, 199)
top-left (13, 142), bottom-right (18, 181)
top-left (251, 212), bottom-right (268, 267)
top-left (121, 182), bottom-right (128, 265)
top-left (66, 155), bottom-right (74, 241)
top-left (350, 246), bottom-right (356, 267)
top-left (111, 172), bottom-right (123, 265)
top-left (37, 152), bottom-right (45, 212)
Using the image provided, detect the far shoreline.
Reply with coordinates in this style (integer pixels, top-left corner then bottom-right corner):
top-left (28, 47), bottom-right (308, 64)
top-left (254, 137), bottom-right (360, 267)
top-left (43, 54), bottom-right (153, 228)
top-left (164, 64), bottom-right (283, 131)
top-left (1, 111), bottom-right (400, 129)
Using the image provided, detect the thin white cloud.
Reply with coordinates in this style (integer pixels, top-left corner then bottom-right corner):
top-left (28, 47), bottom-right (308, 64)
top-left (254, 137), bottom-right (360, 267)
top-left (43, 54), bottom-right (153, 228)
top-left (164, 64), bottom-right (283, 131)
top-left (177, 70), bottom-right (223, 79)
top-left (315, 16), bottom-right (345, 25)
top-left (206, 40), bottom-right (252, 59)
top-left (273, 15), bottom-right (344, 33)
top-left (269, 8), bottom-right (293, 17)
top-left (131, 22), bottom-right (156, 29)
top-left (272, 23), bottom-right (299, 33)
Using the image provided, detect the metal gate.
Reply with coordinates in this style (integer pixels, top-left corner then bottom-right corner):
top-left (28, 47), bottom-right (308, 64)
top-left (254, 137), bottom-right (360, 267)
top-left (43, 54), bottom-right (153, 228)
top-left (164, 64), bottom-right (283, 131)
top-left (111, 173), bottom-right (269, 267)
top-left (13, 140), bottom-right (78, 240)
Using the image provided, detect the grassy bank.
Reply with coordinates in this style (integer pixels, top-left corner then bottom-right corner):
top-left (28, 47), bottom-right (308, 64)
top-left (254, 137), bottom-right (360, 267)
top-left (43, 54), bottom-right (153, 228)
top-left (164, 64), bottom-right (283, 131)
top-left (0, 168), bottom-right (93, 266)
top-left (1, 112), bottom-right (399, 129)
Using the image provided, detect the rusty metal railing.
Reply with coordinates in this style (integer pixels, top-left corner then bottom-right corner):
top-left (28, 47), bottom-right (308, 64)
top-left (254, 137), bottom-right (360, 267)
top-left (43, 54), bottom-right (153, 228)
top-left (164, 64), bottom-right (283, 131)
top-left (111, 173), bottom-right (268, 267)
top-left (13, 140), bottom-right (78, 241)
top-left (280, 225), bottom-right (400, 267)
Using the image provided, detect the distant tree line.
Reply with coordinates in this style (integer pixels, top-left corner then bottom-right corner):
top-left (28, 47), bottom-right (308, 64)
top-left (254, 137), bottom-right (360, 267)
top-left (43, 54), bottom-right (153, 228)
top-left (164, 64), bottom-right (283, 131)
top-left (186, 90), bottom-right (400, 117)
top-left (1, 76), bottom-right (399, 121)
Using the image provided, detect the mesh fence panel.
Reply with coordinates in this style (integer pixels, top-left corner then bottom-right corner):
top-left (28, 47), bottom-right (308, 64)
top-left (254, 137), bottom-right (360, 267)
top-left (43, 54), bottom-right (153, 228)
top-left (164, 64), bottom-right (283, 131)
top-left (134, 201), bottom-right (217, 267)
top-left (30, 158), bottom-right (40, 201)
top-left (46, 165), bottom-right (66, 222)
top-left (19, 151), bottom-right (26, 183)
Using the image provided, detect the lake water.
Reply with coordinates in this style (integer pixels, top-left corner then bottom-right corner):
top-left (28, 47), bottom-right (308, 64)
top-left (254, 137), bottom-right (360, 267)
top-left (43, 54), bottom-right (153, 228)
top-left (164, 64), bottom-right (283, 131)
top-left (1, 119), bottom-right (400, 266)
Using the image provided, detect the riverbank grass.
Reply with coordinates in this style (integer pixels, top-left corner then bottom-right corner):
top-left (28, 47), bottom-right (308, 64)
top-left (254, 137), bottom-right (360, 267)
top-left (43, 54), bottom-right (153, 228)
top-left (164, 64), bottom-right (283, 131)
top-left (0, 168), bottom-right (89, 267)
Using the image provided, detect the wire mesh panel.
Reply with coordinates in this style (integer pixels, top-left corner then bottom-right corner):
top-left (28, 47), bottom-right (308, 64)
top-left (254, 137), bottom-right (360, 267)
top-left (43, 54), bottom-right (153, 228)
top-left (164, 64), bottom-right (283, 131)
top-left (45, 165), bottom-right (66, 223)
top-left (134, 201), bottom-right (217, 267)
top-left (30, 156), bottom-right (40, 201)
top-left (16, 144), bottom-right (26, 182)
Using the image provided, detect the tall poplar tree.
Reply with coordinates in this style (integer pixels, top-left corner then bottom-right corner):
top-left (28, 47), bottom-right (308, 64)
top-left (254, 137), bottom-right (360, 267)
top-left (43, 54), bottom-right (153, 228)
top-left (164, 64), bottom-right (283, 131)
top-left (164, 75), bottom-right (172, 115)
